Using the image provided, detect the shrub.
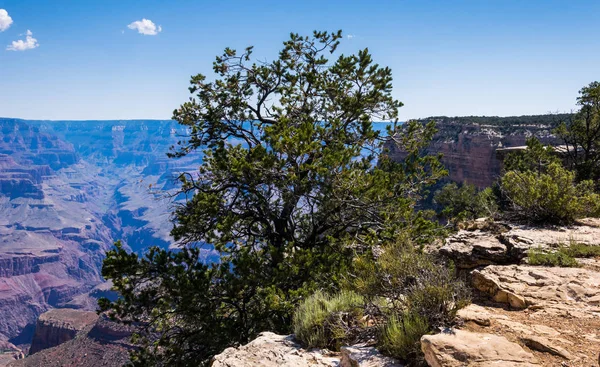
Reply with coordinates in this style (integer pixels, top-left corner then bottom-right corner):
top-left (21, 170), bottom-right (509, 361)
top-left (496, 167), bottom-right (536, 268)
top-left (434, 182), bottom-right (498, 223)
top-left (527, 248), bottom-right (580, 267)
top-left (293, 290), bottom-right (365, 350)
top-left (563, 242), bottom-right (600, 258)
top-left (344, 237), bottom-right (469, 363)
top-left (350, 239), bottom-right (470, 329)
top-left (379, 313), bottom-right (429, 364)
top-left (528, 241), bottom-right (600, 267)
top-left (501, 162), bottom-right (600, 223)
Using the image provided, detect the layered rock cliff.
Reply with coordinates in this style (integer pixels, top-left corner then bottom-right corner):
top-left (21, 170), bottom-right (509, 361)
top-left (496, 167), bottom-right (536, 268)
top-left (0, 118), bottom-right (200, 350)
top-left (28, 309), bottom-right (98, 354)
top-left (9, 312), bottom-right (134, 367)
top-left (386, 115), bottom-right (567, 188)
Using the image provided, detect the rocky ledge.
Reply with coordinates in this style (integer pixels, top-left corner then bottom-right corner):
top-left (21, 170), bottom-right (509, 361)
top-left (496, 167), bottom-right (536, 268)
top-left (9, 218), bottom-right (600, 366)
top-left (212, 219), bottom-right (600, 367)
top-left (210, 332), bottom-right (402, 367)
top-left (428, 218), bottom-right (600, 366)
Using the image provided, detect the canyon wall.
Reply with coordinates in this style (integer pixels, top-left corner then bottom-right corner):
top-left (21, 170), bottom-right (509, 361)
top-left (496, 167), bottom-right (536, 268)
top-left (0, 118), bottom-right (201, 351)
top-left (385, 116), bottom-right (566, 188)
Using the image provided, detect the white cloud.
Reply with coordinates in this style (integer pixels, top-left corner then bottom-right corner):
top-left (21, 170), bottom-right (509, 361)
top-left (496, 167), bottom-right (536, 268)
top-left (347, 34), bottom-right (355, 39)
top-left (6, 30), bottom-right (39, 51)
top-left (0, 9), bottom-right (13, 32)
top-left (127, 19), bottom-right (162, 36)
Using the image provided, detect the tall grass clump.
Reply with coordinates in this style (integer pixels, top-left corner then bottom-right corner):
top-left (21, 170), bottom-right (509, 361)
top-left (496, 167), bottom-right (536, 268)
top-left (293, 290), bottom-right (365, 350)
top-left (379, 313), bottom-right (430, 363)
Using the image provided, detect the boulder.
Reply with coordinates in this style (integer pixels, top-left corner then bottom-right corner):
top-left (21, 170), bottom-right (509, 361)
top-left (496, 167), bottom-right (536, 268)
top-left (440, 230), bottom-right (510, 268)
top-left (456, 304), bottom-right (508, 326)
top-left (340, 345), bottom-right (402, 367)
top-left (421, 329), bottom-right (540, 366)
top-left (520, 335), bottom-right (572, 360)
top-left (210, 332), bottom-right (339, 367)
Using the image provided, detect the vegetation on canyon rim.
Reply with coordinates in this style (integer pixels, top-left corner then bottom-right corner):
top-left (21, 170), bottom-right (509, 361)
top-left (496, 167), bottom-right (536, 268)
top-left (99, 29), bottom-right (600, 366)
top-left (434, 81), bottom-right (600, 226)
top-left (100, 30), bottom-right (460, 366)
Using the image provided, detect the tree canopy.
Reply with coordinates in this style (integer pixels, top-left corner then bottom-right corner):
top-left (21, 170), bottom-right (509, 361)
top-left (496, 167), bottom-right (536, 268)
top-left (100, 30), bottom-right (446, 366)
top-left (556, 81), bottom-right (600, 182)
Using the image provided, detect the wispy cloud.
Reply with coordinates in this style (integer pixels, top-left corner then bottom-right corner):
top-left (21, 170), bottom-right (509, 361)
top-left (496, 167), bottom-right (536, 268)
top-left (0, 9), bottom-right (13, 32)
top-left (6, 30), bottom-right (39, 51)
top-left (347, 34), bottom-right (356, 40)
top-left (127, 19), bottom-right (162, 36)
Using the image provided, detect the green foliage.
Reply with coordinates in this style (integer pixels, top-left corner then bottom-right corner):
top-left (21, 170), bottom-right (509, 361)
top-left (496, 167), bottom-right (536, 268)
top-left (527, 242), bottom-right (600, 267)
top-left (292, 290), bottom-right (365, 350)
top-left (555, 81), bottom-right (600, 183)
top-left (294, 238), bottom-right (468, 364)
top-left (434, 182), bottom-right (498, 223)
top-left (101, 31), bottom-right (446, 366)
top-left (348, 236), bottom-right (470, 339)
top-left (378, 313), bottom-right (430, 364)
top-left (527, 247), bottom-right (580, 267)
top-left (503, 137), bottom-right (561, 174)
top-left (563, 243), bottom-right (600, 258)
top-left (501, 162), bottom-right (600, 223)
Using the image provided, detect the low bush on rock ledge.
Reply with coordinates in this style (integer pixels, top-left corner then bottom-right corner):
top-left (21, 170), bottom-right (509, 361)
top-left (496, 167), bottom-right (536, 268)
top-left (293, 290), bottom-right (366, 350)
top-left (527, 242), bottom-right (600, 267)
top-left (501, 162), bottom-right (600, 224)
top-left (527, 247), bottom-right (580, 267)
top-left (434, 182), bottom-right (499, 224)
top-left (293, 238), bottom-right (470, 365)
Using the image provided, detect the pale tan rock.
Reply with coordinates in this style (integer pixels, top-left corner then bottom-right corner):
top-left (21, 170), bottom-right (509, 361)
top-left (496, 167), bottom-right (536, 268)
top-left (472, 270), bottom-right (527, 309)
top-left (340, 345), bottom-right (402, 367)
top-left (495, 319), bottom-right (560, 337)
top-left (456, 304), bottom-right (509, 326)
top-left (442, 222), bottom-right (600, 268)
top-left (520, 335), bottom-right (572, 360)
top-left (441, 230), bottom-right (510, 269)
top-left (472, 265), bottom-right (600, 316)
top-left (421, 329), bottom-right (540, 367)
top-left (210, 332), bottom-right (339, 367)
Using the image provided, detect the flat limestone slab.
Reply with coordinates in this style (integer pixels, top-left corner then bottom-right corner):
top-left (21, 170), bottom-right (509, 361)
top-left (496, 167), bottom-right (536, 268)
top-left (421, 329), bottom-right (540, 367)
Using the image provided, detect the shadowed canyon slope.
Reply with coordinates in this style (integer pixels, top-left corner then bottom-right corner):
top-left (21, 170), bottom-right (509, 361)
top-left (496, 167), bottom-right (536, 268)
top-left (0, 118), bottom-right (204, 349)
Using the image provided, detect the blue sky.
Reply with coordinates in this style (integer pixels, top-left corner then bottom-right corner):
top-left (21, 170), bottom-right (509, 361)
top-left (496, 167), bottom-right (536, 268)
top-left (0, 0), bottom-right (598, 120)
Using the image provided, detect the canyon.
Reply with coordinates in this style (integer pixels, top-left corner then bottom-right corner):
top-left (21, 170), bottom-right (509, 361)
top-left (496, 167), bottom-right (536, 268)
top-left (0, 118), bottom-right (203, 357)
top-left (0, 115), bottom-right (571, 364)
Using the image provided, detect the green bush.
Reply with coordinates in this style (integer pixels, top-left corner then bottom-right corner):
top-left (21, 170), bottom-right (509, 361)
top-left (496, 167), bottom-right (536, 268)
top-left (563, 243), bottom-right (600, 258)
top-left (528, 242), bottom-right (600, 267)
top-left (434, 182), bottom-right (498, 223)
top-left (527, 248), bottom-right (580, 267)
top-left (293, 290), bottom-right (365, 350)
top-left (379, 313), bottom-right (429, 363)
top-left (501, 162), bottom-right (600, 223)
top-left (344, 237), bottom-right (469, 364)
top-left (350, 239), bottom-right (470, 329)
